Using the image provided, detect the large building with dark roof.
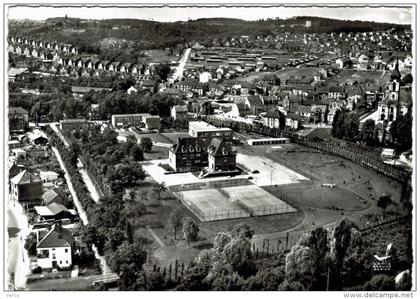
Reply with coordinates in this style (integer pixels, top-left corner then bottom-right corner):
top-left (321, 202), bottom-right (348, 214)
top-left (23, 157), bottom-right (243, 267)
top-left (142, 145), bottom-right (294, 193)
top-left (169, 137), bottom-right (236, 173)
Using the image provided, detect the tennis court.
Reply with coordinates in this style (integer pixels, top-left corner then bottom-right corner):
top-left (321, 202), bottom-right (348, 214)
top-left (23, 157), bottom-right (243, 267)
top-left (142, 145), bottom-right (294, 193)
top-left (177, 184), bottom-right (296, 222)
top-left (178, 189), bottom-right (249, 221)
top-left (222, 185), bottom-right (296, 216)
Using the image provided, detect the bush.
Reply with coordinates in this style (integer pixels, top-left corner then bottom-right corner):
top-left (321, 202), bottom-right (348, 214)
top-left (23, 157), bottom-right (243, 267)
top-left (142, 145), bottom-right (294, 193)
top-left (31, 266), bottom-right (42, 274)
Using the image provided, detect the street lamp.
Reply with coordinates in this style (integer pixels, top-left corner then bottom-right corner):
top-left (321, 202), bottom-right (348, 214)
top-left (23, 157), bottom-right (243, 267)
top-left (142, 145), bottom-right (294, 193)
top-left (20, 236), bottom-right (24, 262)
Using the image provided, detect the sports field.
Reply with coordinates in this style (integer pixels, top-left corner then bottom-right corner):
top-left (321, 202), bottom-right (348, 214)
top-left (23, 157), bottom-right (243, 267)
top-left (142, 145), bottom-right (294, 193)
top-left (223, 185), bottom-right (296, 216)
top-left (236, 153), bottom-right (309, 186)
top-left (178, 185), bottom-right (296, 221)
top-left (179, 189), bottom-right (249, 221)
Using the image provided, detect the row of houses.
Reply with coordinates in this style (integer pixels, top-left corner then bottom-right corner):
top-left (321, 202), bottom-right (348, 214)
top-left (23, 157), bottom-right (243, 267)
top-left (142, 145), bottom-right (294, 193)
top-left (9, 37), bottom-right (79, 55)
top-left (9, 39), bottom-right (149, 77)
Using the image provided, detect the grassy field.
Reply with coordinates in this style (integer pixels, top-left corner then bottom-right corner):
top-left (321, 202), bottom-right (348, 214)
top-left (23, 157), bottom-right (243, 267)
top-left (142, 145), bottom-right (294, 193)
top-left (274, 67), bottom-right (323, 81)
top-left (328, 69), bottom-right (391, 86)
top-left (161, 132), bottom-right (189, 144)
top-left (304, 127), bottom-right (332, 139)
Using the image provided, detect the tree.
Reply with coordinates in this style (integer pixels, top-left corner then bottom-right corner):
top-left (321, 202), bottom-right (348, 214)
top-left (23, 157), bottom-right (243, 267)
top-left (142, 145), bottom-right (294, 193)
top-left (183, 217), bottom-right (199, 246)
top-left (130, 144), bottom-right (144, 161)
top-left (329, 218), bottom-right (355, 290)
top-left (343, 112), bottom-right (360, 141)
top-left (221, 237), bottom-right (256, 278)
top-left (362, 275), bottom-right (396, 291)
top-left (332, 110), bottom-right (344, 139)
top-left (106, 242), bottom-right (147, 290)
top-left (231, 223), bottom-right (254, 240)
top-left (401, 73), bottom-right (413, 86)
top-left (377, 195), bottom-right (392, 213)
top-left (24, 232), bottom-right (37, 256)
top-left (153, 182), bottom-right (167, 200)
top-left (168, 207), bottom-right (184, 240)
top-left (389, 113), bottom-right (412, 152)
top-left (359, 119), bottom-right (377, 146)
top-left (140, 137), bottom-right (153, 153)
top-left (155, 63), bottom-right (171, 81)
top-left (104, 228), bottom-right (126, 253)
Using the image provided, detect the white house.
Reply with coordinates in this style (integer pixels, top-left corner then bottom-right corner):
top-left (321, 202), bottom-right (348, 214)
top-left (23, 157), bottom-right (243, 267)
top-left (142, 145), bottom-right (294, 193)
top-left (40, 171), bottom-right (59, 184)
top-left (199, 71), bottom-right (212, 83)
top-left (36, 224), bottom-right (74, 269)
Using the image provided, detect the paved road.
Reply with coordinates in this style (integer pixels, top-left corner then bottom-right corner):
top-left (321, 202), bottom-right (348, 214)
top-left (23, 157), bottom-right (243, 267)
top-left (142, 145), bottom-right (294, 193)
top-left (169, 48), bottom-right (191, 83)
top-left (26, 273), bottom-right (118, 290)
top-left (147, 226), bottom-right (165, 247)
top-left (6, 200), bottom-right (30, 290)
top-left (77, 159), bottom-right (101, 203)
top-left (50, 122), bottom-right (70, 147)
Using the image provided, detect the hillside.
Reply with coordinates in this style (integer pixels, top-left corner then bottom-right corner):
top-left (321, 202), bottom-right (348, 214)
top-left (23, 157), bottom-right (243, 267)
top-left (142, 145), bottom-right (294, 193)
top-left (8, 16), bottom-right (411, 57)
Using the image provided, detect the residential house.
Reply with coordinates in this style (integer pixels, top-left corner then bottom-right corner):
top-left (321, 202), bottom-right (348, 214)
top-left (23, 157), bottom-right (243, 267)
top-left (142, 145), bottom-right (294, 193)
top-left (285, 112), bottom-right (301, 130)
top-left (10, 169), bottom-right (43, 203)
top-left (9, 163), bottom-right (25, 180)
top-left (171, 105), bottom-right (189, 120)
top-left (327, 106), bottom-right (343, 124)
top-left (283, 94), bottom-right (303, 112)
top-left (328, 86), bottom-right (347, 101)
top-left (311, 104), bottom-right (328, 123)
top-left (42, 188), bottom-right (68, 206)
top-left (59, 118), bottom-right (91, 131)
top-left (36, 224), bottom-right (74, 269)
top-left (40, 171), bottom-right (59, 184)
top-left (295, 105), bottom-right (313, 123)
top-left (358, 54), bottom-right (369, 70)
top-left (9, 107), bottom-right (29, 132)
top-left (263, 108), bottom-right (285, 129)
top-left (174, 79), bottom-right (205, 96)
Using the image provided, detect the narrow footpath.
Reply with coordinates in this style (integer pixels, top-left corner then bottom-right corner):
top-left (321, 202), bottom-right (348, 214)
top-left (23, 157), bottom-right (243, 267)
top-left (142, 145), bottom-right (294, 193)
top-left (51, 146), bottom-right (112, 274)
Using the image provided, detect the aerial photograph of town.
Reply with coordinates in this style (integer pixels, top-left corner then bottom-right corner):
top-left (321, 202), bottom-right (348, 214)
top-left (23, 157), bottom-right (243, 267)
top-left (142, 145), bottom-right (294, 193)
top-left (4, 3), bottom-right (415, 294)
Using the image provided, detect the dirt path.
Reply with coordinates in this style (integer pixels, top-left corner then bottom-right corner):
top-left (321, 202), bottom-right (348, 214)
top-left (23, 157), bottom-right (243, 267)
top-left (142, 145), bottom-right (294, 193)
top-left (147, 226), bottom-right (165, 247)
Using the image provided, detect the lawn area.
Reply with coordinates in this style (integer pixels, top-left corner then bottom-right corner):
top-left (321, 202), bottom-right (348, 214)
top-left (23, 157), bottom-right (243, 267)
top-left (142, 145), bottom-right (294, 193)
top-left (140, 49), bottom-right (178, 64)
top-left (274, 184), bottom-right (369, 211)
top-left (161, 132), bottom-right (189, 144)
top-left (274, 67), bottom-right (324, 81)
top-left (304, 127), bottom-right (332, 139)
top-left (144, 145), bottom-right (169, 160)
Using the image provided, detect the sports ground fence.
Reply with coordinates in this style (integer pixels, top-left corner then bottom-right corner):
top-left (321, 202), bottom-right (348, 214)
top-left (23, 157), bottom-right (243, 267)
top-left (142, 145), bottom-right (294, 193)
top-left (175, 191), bottom-right (250, 221)
top-left (169, 178), bottom-right (252, 193)
top-left (201, 116), bottom-right (411, 183)
top-left (175, 185), bottom-right (297, 222)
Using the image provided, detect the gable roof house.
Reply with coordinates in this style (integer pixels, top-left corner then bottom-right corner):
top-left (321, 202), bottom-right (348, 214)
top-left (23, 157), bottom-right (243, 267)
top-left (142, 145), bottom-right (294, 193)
top-left (207, 138), bottom-right (236, 173)
top-left (263, 108), bottom-right (285, 129)
top-left (10, 169), bottom-right (43, 203)
top-left (171, 105), bottom-right (189, 120)
top-left (285, 112), bottom-right (302, 130)
top-left (42, 188), bottom-right (68, 206)
top-left (36, 224), bottom-right (74, 269)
